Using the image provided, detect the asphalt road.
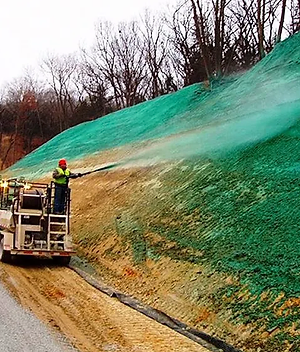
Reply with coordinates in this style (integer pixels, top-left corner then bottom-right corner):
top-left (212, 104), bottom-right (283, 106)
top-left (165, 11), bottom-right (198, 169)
top-left (0, 281), bottom-right (75, 352)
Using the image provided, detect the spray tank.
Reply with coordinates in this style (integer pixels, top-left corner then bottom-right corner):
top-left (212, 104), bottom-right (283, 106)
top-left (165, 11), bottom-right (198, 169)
top-left (0, 177), bottom-right (74, 265)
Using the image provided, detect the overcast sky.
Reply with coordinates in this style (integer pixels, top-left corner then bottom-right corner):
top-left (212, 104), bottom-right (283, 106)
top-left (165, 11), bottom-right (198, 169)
top-left (0, 0), bottom-right (170, 88)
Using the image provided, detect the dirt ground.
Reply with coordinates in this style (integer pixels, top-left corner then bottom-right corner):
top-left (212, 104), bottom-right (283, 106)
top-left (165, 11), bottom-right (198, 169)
top-left (0, 260), bottom-right (209, 352)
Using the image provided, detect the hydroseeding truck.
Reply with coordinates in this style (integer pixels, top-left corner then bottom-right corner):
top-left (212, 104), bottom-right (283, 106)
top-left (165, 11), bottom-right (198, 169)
top-left (0, 178), bottom-right (75, 265)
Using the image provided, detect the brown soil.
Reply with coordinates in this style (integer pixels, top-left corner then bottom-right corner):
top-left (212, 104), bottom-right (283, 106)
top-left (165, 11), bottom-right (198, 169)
top-left (0, 261), bottom-right (208, 352)
top-left (66, 152), bottom-right (260, 351)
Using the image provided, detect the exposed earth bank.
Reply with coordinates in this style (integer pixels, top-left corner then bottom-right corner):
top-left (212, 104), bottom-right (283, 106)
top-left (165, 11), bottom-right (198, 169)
top-left (63, 151), bottom-right (295, 352)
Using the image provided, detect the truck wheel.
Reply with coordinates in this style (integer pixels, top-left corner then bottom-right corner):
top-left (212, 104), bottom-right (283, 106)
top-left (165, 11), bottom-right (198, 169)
top-left (0, 237), bottom-right (12, 263)
top-left (52, 256), bottom-right (71, 266)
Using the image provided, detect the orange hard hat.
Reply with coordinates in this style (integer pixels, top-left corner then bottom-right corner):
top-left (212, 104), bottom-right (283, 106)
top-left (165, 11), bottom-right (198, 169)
top-left (58, 158), bottom-right (67, 166)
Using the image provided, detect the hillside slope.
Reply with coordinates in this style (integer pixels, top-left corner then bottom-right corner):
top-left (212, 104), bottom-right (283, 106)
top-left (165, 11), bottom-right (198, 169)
top-left (6, 32), bottom-right (300, 178)
top-left (3, 32), bottom-right (300, 351)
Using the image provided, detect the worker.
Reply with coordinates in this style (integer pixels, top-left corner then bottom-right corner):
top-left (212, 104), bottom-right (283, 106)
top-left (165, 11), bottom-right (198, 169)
top-left (52, 159), bottom-right (82, 214)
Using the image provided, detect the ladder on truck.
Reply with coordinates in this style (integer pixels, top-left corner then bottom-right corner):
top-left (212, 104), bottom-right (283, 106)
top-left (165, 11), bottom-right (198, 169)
top-left (47, 214), bottom-right (69, 251)
top-left (46, 182), bottom-right (71, 252)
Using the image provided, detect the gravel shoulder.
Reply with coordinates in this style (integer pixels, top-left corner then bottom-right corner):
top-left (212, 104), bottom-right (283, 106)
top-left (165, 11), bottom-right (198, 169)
top-left (0, 278), bottom-right (76, 352)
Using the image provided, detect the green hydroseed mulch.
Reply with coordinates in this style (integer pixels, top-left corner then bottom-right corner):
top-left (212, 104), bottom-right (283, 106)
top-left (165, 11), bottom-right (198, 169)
top-left (7, 33), bottom-right (300, 179)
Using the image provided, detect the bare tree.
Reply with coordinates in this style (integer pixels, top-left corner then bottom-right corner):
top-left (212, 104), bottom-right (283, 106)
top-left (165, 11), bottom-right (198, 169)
top-left (212, 0), bottom-right (229, 76)
top-left (140, 10), bottom-right (170, 97)
top-left (276, 0), bottom-right (287, 41)
top-left (290, 0), bottom-right (300, 33)
top-left (0, 76), bottom-right (39, 167)
top-left (77, 51), bottom-right (112, 121)
top-left (257, 0), bottom-right (266, 58)
top-left (41, 54), bottom-right (79, 131)
top-left (92, 21), bottom-right (147, 109)
top-left (165, 1), bottom-right (194, 86)
top-left (114, 22), bottom-right (147, 106)
top-left (190, 0), bottom-right (211, 79)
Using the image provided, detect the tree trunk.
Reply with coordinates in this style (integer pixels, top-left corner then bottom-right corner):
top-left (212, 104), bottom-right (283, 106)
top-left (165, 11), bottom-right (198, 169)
top-left (277, 0), bottom-right (287, 42)
top-left (190, 0), bottom-right (210, 80)
top-left (257, 0), bottom-right (265, 59)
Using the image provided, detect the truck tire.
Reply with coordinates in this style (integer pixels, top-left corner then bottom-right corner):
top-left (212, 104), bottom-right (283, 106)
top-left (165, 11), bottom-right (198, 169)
top-left (52, 256), bottom-right (71, 266)
top-left (0, 237), bottom-right (12, 263)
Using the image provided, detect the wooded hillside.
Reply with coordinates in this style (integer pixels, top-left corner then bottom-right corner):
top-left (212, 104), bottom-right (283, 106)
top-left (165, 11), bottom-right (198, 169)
top-left (0, 0), bottom-right (299, 169)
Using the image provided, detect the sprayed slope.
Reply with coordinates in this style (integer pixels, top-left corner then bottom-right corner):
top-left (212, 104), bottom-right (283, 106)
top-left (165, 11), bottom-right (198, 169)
top-left (4, 31), bottom-right (300, 351)
top-left (70, 32), bottom-right (300, 350)
top-left (110, 33), bottom-right (300, 348)
top-left (6, 32), bottom-right (300, 179)
top-left (3, 30), bottom-right (300, 350)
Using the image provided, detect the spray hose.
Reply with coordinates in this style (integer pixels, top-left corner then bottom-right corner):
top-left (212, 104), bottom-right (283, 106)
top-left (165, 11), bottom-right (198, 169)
top-left (78, 163), bottom-right (119, 178)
